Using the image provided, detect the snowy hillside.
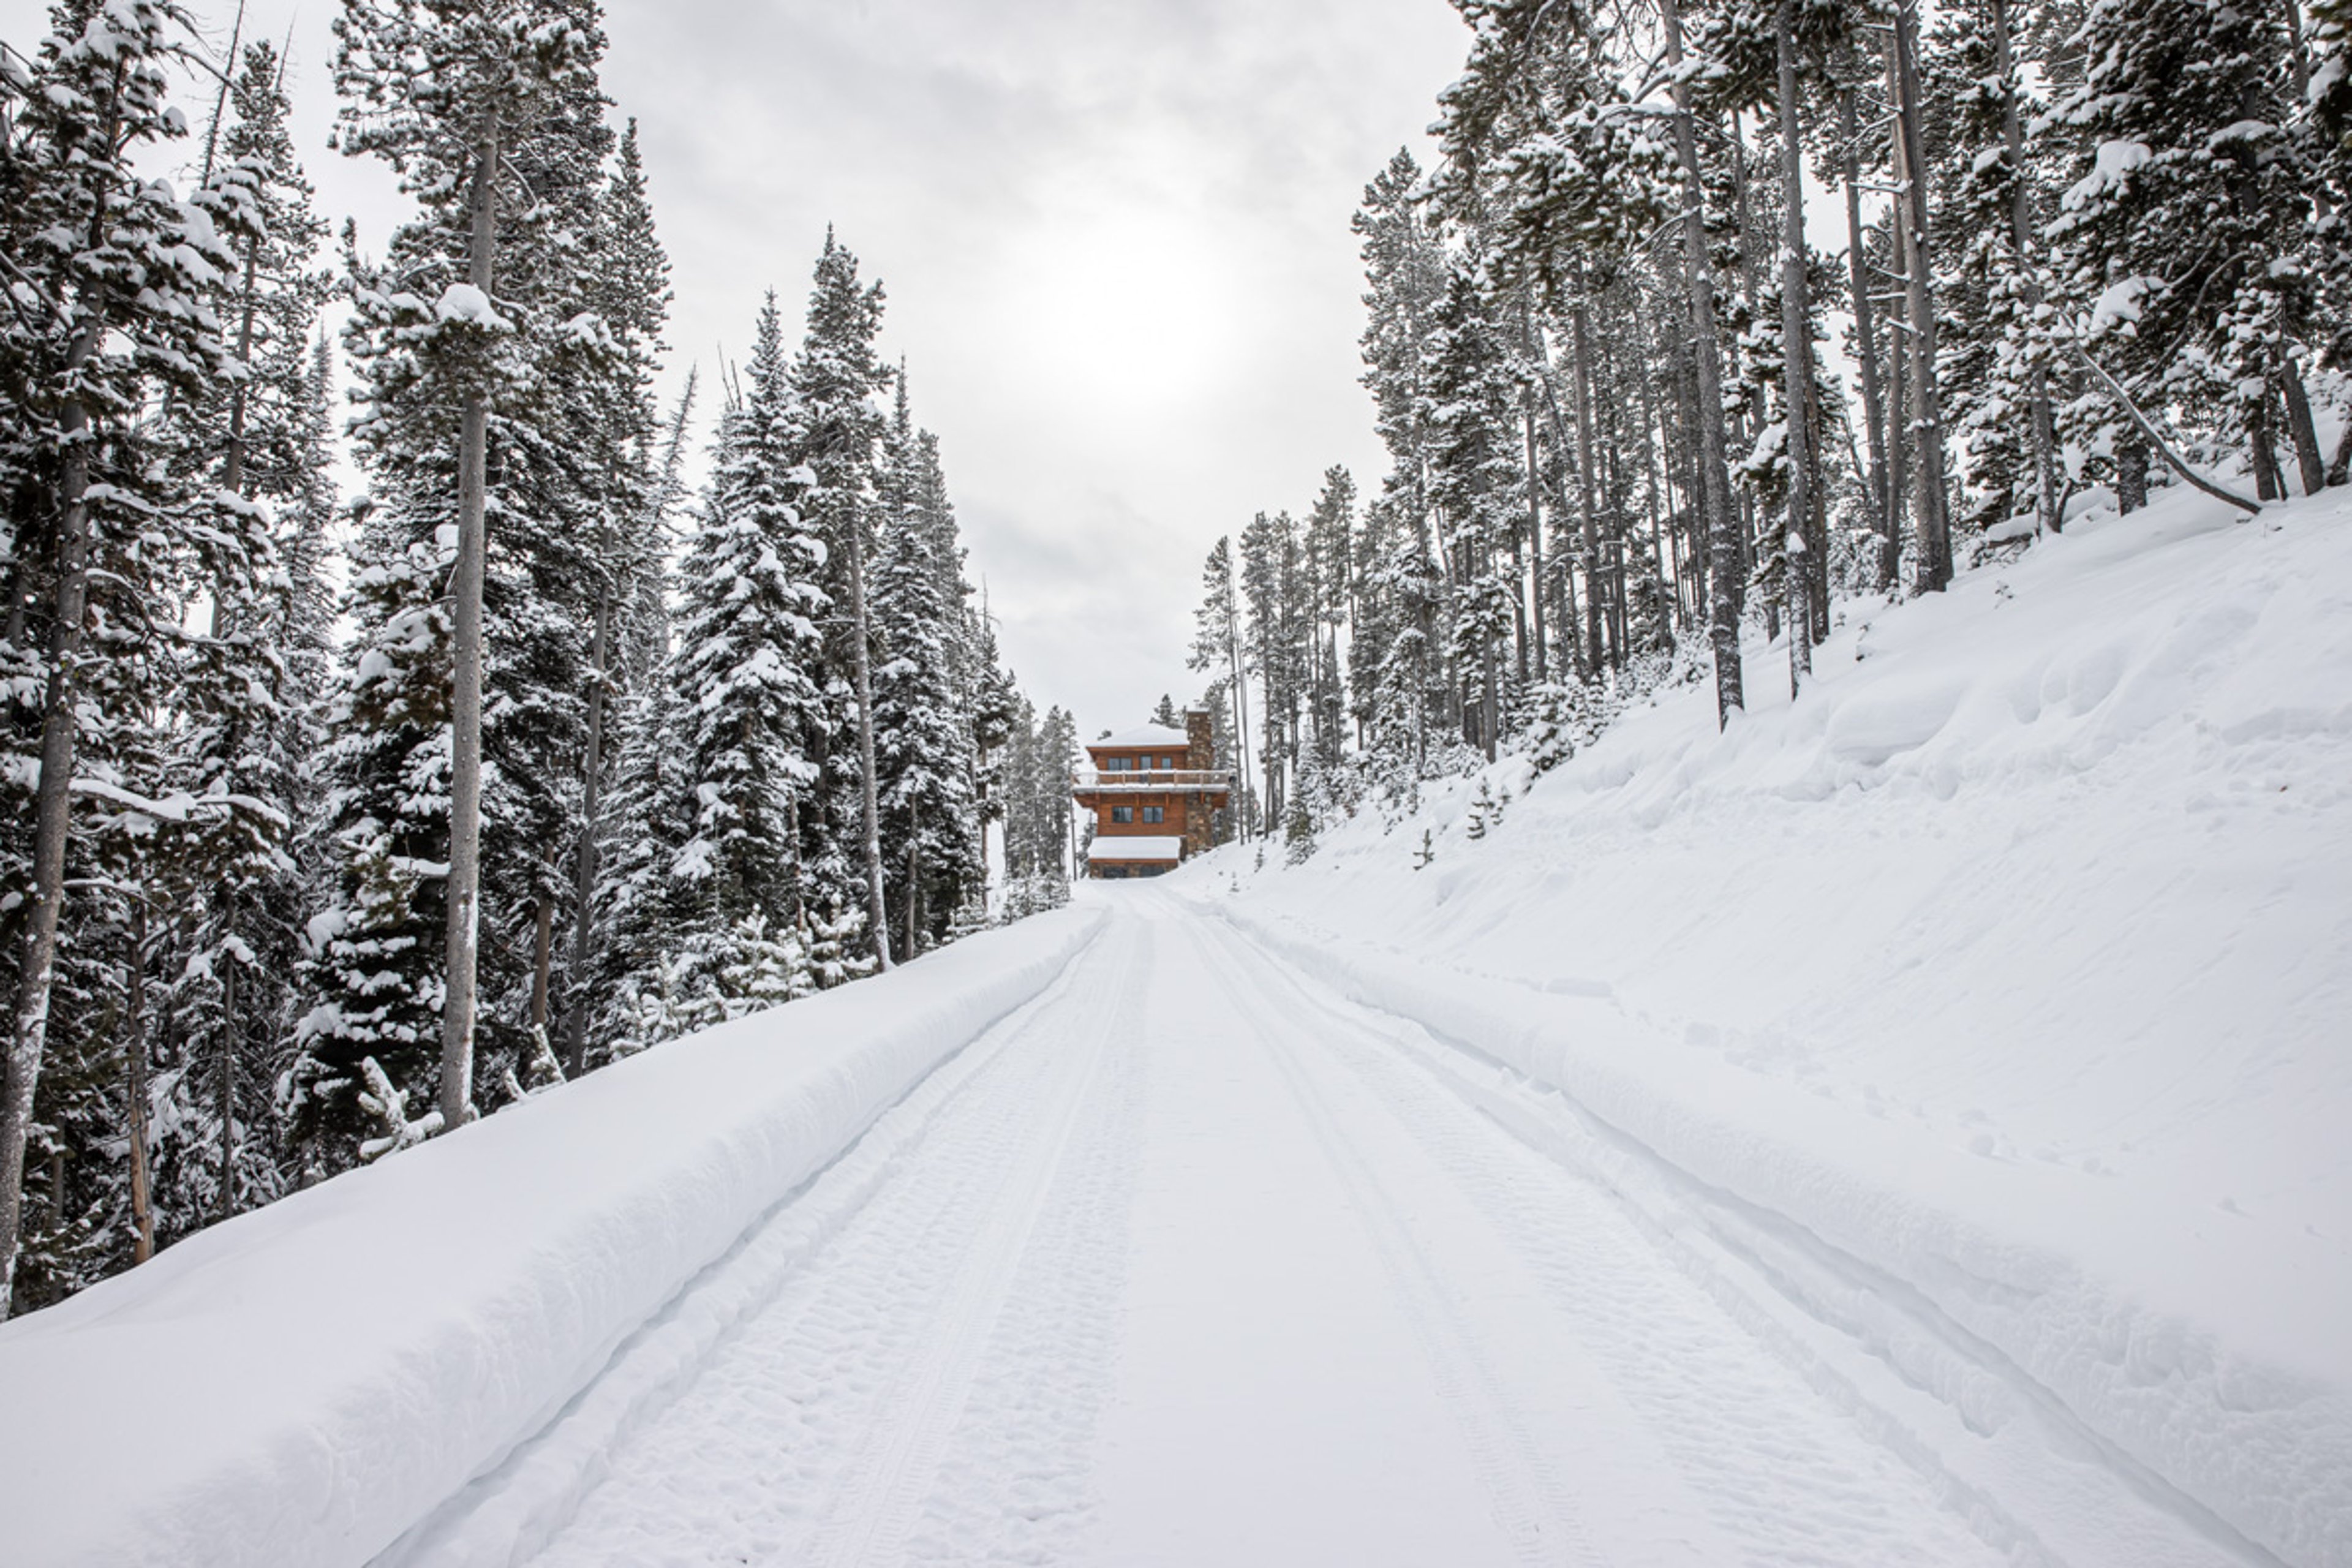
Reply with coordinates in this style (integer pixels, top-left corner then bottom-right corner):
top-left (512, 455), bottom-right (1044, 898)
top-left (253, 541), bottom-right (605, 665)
top-left (1188, 479), bottom-right (2352, 1567)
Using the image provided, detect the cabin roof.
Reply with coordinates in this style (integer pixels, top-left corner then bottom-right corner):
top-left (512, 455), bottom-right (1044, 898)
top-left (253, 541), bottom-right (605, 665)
top-left (1094, 723), bottom-right (1189, 750)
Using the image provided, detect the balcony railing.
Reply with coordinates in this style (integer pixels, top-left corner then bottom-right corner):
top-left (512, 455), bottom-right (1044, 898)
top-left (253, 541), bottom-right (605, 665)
top-left (1071, 768), bottom-right (1234, 793)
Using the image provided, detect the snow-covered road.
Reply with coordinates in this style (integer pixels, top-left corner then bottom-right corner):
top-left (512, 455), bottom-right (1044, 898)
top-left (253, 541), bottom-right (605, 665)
top-left (385, 887), bottom-right (2267, 1567)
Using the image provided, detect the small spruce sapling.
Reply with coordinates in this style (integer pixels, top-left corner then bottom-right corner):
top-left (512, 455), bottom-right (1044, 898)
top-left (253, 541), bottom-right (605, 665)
top-left (1466, 780), bottom-right (1500, 840)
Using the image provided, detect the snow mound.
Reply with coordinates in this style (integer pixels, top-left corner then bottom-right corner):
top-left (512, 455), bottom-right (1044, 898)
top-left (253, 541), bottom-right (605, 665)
top-left (0, 907), bottom-right (1103, 1568)
top-left (1189, 480), bottom-right (2352, 1567)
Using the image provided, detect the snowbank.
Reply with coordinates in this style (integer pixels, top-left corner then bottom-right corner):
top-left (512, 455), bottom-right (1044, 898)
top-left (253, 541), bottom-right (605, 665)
top-left (0, 905), bottom-right (1103, 1568)
top-left (1190, 481), bottom-right (2352, 1567)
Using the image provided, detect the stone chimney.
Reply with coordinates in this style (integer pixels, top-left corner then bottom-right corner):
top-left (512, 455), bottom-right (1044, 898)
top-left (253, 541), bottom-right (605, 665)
top-left (1183, 707), bottom-right (1216, 856)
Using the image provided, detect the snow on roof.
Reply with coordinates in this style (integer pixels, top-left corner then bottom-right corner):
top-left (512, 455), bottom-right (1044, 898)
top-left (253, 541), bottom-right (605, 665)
top-left (1087, 835), bottom-right (1182, 862)
top-left (1094, 724), bottom-right (1189, 750)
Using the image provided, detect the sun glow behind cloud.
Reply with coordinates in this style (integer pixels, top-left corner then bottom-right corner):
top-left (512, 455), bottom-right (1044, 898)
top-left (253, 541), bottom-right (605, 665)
top-left (0, 0), bottom-right (1471, 736)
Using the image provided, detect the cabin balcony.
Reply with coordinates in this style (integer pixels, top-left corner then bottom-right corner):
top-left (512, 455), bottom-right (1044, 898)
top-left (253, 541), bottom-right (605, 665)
top-left (1070, 768), bottom-right (1235, 796)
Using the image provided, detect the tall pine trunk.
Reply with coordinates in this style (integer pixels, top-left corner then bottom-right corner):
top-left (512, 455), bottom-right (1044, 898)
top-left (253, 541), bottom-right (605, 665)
top-left (1991, 0), bottom-right (2064, 534)
top-left (1776, 1), bottom-right (1815, 698)
top-left (126, 905), bottom-right (155, 1265)
top-left (1662, 0), bottom-right (1744, 726)
top-left (1890, 6), bottom-right (1953, 590)
top-left (1523, 402), bottom-right (1548, 684)
top-left (1, 374), bottom-right (96, 1320)
top-left (844, 516), bottom-right (893, 970)
top-left (2279, 353), bottom-right (2326, 495)
top-left (0, 67), bottom-right (119, 1308)
top-left (1571, 298), bottom-right (1605, 677)
top-left (562, 571), bottom-right (611, 1075)
top-left (1841, 90), bottom-right (1896, 590)
top-left (2250, 385), bottom-right (2282, 502)
top-left (442, 110), bottom-right (500, 1130)
top-left (218, 946), bottom-right (238, 1223)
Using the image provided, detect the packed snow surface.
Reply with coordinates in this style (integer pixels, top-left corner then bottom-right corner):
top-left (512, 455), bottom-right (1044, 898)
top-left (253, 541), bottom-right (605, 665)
top-left (0, 480), bottom-right (2343, 1568)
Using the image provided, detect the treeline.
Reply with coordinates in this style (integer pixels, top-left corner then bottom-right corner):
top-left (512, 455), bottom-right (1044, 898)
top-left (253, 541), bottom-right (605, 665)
top-left (1192, 0), bottom-right (2352, 846)
top-left (0, 0), bottom-right (1072, 1317)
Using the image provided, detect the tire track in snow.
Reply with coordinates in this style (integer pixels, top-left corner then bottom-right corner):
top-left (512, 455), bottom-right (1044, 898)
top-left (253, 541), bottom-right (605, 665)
top-left (1362, 1001), bottom-right (2277, 1568)
top-left (1182, 916), bottom-right (1612, 1568)
top-left (899, 922), bottom-right (1153, 1566)
top-left (1189, 905), bottom-right (2016, 1568)
top-left (376, 918), bottom-right (1110, 1568)
top-left (505, 919), bottom-right (1142, 1568)
top-left (797, 922), bottom-right (1145, 1568)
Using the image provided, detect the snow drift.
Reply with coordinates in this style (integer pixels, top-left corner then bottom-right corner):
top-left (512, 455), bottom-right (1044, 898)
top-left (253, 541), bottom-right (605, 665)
top-left (1189, 480), bottom-right (2352, 1567)
top-left (0, 905), bottom-right (1102, 1568)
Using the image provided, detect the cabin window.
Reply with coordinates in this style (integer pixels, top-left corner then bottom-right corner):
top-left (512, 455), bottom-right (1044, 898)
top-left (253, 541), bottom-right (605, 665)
top-left (1111, 805), bottom-right (1133, 823)
top-left (1108, 756), bottom-right (1127, 771)
top-left (1142, 806), bottom-right (1164, 823)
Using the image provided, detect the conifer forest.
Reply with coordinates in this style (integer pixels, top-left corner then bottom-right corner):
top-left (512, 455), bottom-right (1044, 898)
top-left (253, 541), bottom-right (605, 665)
top-left (0, 0), bottom-right (1084, 1316)
top-left (0, 7), bottom-right (2348, 1561)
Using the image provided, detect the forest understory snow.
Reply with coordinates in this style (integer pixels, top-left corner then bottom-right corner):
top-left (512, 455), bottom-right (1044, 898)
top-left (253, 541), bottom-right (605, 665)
top-left (1193, 473), bottom-right (2352, 1568)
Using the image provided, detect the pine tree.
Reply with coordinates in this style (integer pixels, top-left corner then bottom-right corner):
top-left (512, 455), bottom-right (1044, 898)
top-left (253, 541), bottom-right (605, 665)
top-left (670, 295), bottom-right (827, 971)
top-left (1425, 267), bottom-right (1523, 760)
top-left (296, 0), bottom-right (611, 1162)
top-left (159, 34), bottom-right (334, 1237)
top-left (0, 0), bottom-right (237, 1317)
top-left (327, 0), bottom-right (607, 1134)
top-left (872, 402), bottom-right (980, 957)
top-left (782, 233), bottom-right (895, 971)
top-left (560, 118), bottom-right (673, 1073)
top-left (1187, 535), bottom-right (1256, 835)
top-left (2049, 0), bottom-right (2326, 501)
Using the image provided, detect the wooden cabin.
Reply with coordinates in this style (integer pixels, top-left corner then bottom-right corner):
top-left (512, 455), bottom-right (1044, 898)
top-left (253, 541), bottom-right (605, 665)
top-left (1072, 707), bottom-right (1233, 878)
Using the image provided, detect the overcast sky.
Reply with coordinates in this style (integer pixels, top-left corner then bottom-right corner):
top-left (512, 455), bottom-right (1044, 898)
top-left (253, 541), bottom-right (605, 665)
top-left (5, 0), bottom-right (1471, 737)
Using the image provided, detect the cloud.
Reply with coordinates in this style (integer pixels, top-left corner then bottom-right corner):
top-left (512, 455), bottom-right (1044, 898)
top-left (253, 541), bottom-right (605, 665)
top-left (0, 0), bottom-right (1469, 735)
top-left (608, 0), bottom-right (1468, 731)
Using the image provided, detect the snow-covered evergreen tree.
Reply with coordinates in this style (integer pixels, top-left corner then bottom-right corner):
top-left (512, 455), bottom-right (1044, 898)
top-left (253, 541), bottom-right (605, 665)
top-left (780, 233), bottom-right (895, 969)
top-left (2048, 0), bottom-right (2328, 499)
top-left (0, 0), bottom-right (238, 1317)
top-left (667, 293), bottom-right (829, 1018)
top-left (293, 0), bottom-right (612, 1164)
top-left (872, 406), bottom-right (981, 957)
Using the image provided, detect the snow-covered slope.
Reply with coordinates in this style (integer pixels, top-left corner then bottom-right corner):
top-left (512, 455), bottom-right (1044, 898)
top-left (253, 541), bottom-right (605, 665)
top-left (0, 907), bottom-right (1102, 1568)
top-left (1188, 481), bottom-right (2352, 1567)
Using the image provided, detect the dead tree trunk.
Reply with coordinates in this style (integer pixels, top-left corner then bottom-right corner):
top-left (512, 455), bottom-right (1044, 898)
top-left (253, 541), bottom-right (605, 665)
top-left (530, 896), bottom-right (554, 1044)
